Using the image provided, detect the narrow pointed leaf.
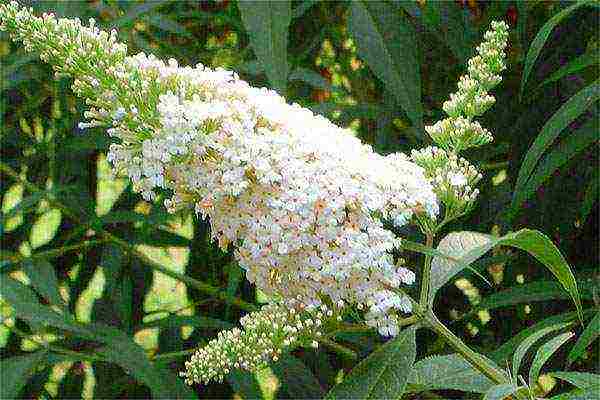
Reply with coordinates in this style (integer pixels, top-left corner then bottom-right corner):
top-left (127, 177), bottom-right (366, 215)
top-left (238, 0), bottom-right (291, 94)
top-left (540, 49), bottom-right (600, 88)
top-left (348, 0), bottom-right (422, 129)
top-left (512, 81), bottom-right (600, 215)
top-left (567, 312), bottom-right (600, 366)
top-left (550, 371), bottom-right (600, 389)
top-left (528, 331), bottom-right (574, 387)
top-left (512, 323), bottom-right (570, 379)
top-left (513, 116), bottom-right (599, 211)
top-left (407, 354), bottom-right (494, 394)
top-left (22, 259), bottom-right (64, 307)
top-left (520, 0), bottom-right (592, 98)
top-left (326, 326), bottom-right (416, 399)
top-left (581, 168), bottom-right (599, 223)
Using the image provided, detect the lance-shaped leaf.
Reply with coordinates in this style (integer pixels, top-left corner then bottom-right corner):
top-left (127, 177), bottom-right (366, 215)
top-left (550, 371), bottom-right (600, 389)
top-left (22, 259), bottom-right (65, 308)
top-left (406, 354), bottom-right (494, 394)
top-left (512, 323), bottom-right (570, 379)
top-left (325, 326), bottom-right (416, 399)
top-left (348, 0), bottom-right (422, 129)
top-left (238, 0), bottom-right (291, 94)
top-left (512, 81), bottom-right (600, 216)
top-left (567, 312), bottom-right (600, 366)
top-left (520, 0), bottom-right (593, 98)
top-left (529, 331), bottom-right (574, 387)
top-left (429, 229), bottom-right (583, 320)
top-left (513, 115), bottom-right (599, 213)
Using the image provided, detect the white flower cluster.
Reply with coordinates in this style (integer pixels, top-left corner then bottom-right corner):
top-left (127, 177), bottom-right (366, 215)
top-left (181, 303), bottom-right (332, 385)
top-left (411, 147), bottom-right (482, 220)
top-left (0, 2), bottom-right (438, 338)
top-left (425, 21), bottom-right (509, 153)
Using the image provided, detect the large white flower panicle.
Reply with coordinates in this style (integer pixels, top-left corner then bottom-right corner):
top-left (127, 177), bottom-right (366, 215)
top-left (0, 1), bottom-right (438, 339)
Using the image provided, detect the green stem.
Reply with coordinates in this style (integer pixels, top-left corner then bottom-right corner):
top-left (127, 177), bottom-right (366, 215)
top-left (424, 311), bottom-right (508, 385)
top-left (419, 233), bottom-right (434, 307)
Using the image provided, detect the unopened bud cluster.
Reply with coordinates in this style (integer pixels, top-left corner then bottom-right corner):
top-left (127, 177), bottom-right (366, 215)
top-left (426, 21), bottom-right (509, 153)
top-left (411, 147), bottom-right (482, 220)
top-left (417, 21), bottom-right (508, 230)
top-left (181, 303), bottom-right (334, 385)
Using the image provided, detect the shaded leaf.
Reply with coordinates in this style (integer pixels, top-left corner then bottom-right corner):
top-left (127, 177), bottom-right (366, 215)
top-left (580, 168), bottom-right (599, 223)
top-left (407, 354), bottom-right (494, 394)
top-left (514, 116), bottom-right (598, 212)
top-left (326, 326), bottom-right (416, 399)
top-left (238, 0), bottom-right (291, 94)
top-left (289, 67), bottom-right (332, 90)
top-left (512, 80), bottom-right (600, 215)
top-left (491, 310), bottom-right (589, 364)
top-left (550, 371), bottom-right (600, 389)
top-left (348, 0), bottom-right (422, 128)
top-left (512, 323), bottom-right (570, 379)
top-left (520, 0), bottom-right (592, 98)
top-left (271, 355), bottom-right (325, 399)
top-left (528, 331), bottom-right (574, 387)
top-left (0, 351), bottom-right (47, 399)
top-left (567, 312), bottom-right (600, 366)
top-left (540, 49), bottom-right (600, 87)
top-left (22, 259), bottom-right (64, 307)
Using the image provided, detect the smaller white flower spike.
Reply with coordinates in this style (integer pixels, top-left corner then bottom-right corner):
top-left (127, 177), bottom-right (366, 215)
top-left (426, 21), bottom-right (509, 153)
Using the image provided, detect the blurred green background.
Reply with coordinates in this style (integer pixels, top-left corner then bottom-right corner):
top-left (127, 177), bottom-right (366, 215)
top-left (0, 0), bottom-right (598, 399)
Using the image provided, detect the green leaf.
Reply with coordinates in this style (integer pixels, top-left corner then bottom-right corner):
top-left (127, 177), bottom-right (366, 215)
top-left (238, 0), bottom-right (291, 94)
top-left (430, 231), bottom-right (492, 304)
top-left (432, 229), bottom-right (583, 320)
top-left (406, 354), bottom-right (494, 394)
top-left (528, 331), bottom-right (574, 387)
top-left (513, 116), bottom-right (599, 212)
top-left (94, 324), bottom-right (196, 399)
top-left (0, 351), bottom-right (47, 399)
top-left (519, 0), bottom-right (592, 98)
top-left (567, 311), bottom-right (600, 365)
top-left (540, 49), bottom-right (600, 88)
top-left (512, 323), bottom-right (570, 379)
top-left (580, 168), bottom-right (599, 223)
top-left (326, 326), bottom-right (416, 399)
top-left (550, 371), bottom-right (600, 389)
top-left (131, 229), bottom-right (191, 247)
top-left (288, 67), bottom-right (332, 90)
top-left (484, 383), bottom-right (522, 400)
top-left (512, 80), bottom-right (600, 215)
top-left (271, 355), bottom-right (325, 399)
top-left (22, 259), bottom-right (65, 307)
top-left (491, 310), bottom-right (590, 363)
top-left (348, 0), bottom-right (422, 129)
top-left (467, 278), bottom-right (597, 316)
top-left (549, 385), bottom-right (600, 400)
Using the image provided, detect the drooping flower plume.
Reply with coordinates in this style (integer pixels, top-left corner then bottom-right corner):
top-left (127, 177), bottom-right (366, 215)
top-left (0, 1), bottom-right (437, 340)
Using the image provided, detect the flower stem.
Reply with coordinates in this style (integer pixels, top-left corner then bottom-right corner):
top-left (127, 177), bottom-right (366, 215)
top-left (419, 233), bottom-right (434, 307)
top-left (424, 311), bottom-right (508, 385)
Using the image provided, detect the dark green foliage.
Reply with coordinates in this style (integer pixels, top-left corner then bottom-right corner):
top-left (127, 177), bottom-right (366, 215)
top-left (1, 1), bottom-right (598, 399)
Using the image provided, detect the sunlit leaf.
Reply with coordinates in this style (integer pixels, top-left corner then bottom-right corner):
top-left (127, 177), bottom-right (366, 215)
top-left (567, 311), bottom-right (600, 366)
top-left (528, 331), bottom-right (574, 387)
